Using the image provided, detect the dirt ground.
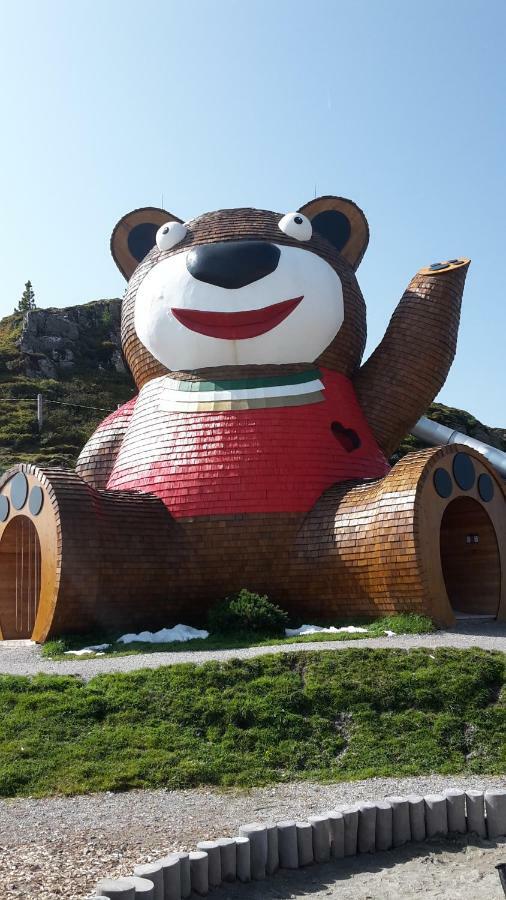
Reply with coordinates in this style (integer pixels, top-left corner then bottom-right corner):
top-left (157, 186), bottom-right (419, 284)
top-left (1, 818), bottom-right (505, 898)
top-left (215, 835), bottom-right (506, 899)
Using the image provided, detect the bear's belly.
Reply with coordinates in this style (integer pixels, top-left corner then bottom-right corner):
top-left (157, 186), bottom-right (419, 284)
top-left (107, 369), bottom-right (389, 517)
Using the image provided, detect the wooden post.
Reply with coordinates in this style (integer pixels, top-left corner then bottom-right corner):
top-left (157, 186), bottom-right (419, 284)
top-left (36, 394), bottom-right (43, 432)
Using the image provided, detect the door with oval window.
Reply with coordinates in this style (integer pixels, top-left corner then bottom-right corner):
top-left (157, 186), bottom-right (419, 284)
top-left (440, 497), bottom-right (500, 617)
top-left (0, 516), bottom-right (41, 638)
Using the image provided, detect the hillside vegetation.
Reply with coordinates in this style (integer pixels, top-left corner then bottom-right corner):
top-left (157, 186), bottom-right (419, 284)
top-left (393, 404), bottom-right (505, 464)
top-left (0, 304), bottom-right (135, 474)
top-left (0, 649), bottom-right (504, 797)
top-left (0, 300), bottom-right (504, 475)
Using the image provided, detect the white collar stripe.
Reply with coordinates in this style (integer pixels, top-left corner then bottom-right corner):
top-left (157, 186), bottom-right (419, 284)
top-left (160, 378), bottom-right (324, 404)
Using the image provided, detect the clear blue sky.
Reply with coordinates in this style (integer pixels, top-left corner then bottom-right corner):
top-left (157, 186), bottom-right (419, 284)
top-left (0, 0), bottom-right (504, 425)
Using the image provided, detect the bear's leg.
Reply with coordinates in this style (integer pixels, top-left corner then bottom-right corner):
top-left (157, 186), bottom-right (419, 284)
top-left (0, 465), bottom-right (179, 641)
top-left (295, 446), bottom-right (505, 625)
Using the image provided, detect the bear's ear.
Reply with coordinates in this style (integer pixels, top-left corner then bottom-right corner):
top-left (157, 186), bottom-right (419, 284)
top-left (111, 206), bottom-right (183, 279)
top-left (298, 196), bottom-right (369, 270)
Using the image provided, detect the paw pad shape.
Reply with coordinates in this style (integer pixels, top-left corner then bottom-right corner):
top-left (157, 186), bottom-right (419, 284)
top-left (433, 452), bottom-right (494, 502)
top-left (419, 258), bottom-right (469, 276)
top-left (0, 473), bottom-right (45, 523)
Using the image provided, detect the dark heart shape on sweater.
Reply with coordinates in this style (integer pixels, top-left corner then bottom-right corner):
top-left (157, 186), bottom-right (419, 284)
top-left (331, 421), bottom-right (361, 452)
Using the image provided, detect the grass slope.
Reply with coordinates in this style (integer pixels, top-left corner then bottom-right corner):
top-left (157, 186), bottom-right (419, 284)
top-left (0, 648), bottom-right (504, 798)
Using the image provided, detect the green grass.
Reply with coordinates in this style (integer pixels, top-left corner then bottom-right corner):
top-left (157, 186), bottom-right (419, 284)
top-left (42, 614), bottom-right (434, 659)
top-left (0, 648), bottom-right (504, 798)
top-left (0, 370), bottom-right (134, 475)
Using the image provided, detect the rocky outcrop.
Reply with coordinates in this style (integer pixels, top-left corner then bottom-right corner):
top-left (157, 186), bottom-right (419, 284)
top-left (12, 299), bottom-right (125, 380)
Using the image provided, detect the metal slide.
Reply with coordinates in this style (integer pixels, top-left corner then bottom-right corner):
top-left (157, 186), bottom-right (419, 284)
top-left (412, 417), bottom-right (506, 479)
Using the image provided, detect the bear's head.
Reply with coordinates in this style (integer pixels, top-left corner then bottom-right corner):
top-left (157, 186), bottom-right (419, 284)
top-left (111, 197), bottom-right (369, 388)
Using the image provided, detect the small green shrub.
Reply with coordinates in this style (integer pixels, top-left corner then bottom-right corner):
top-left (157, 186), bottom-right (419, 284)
top-left (208, 589), bottom-right (289, 636)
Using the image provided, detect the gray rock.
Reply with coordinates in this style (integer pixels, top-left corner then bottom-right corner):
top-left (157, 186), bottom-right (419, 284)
top-left (35, 356), bottom-right (57, 379)
top-left (112, 348), bottom-right (127, 373)
top-left (16, 298), bottom-right (124, 379)
top-left (59, 349), bottom-right (75, 369)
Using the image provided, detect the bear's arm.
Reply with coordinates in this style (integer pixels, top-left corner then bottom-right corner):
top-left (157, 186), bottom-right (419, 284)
top-left (75, 396), bottom-right (138, 490)
top-left (353, 260), bottom-right (470, 458)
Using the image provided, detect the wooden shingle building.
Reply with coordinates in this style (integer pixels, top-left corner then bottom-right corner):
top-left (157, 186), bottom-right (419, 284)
top-left (0, 197), bottom-right (504, 639)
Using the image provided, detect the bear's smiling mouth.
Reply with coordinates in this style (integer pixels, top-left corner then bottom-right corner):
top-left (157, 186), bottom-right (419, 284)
top-left (171, 297), bottom-right (303, 340)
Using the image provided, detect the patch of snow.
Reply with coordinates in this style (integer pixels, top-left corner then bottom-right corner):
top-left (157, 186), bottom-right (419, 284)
top-left (117, 624), bottom-right (210, 644)
top-left (285, 624), bottom-right (369, 637)
top-left (64, 644), bottom-right (111, 656)
top-left (384, 630), bottom-right (397, 637)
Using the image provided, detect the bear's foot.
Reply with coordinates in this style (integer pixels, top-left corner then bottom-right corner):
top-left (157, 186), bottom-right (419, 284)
top-left (0, 465), bottom-right (176, 641)
top-left (0, 466), bottom-right (64, 640)
top-left (297, 445), bottom-right (505, 625)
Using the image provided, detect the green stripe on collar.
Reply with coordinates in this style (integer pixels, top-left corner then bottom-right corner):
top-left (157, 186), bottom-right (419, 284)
top-left (168, 369), bottom-right (322, 392)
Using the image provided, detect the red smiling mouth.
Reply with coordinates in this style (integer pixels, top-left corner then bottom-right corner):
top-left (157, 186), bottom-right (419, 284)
top-left (171, 297), bottom-right (303, 340)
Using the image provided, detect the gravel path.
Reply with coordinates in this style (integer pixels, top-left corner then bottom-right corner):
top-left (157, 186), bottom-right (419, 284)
top-left (1, 620), bottom-right (505, 680)
top-left (1, 775), bottom-right (505, 899)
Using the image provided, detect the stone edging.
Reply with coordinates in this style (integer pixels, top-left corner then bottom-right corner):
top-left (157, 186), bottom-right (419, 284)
top-left (87, 787), bottom-right (506, 899)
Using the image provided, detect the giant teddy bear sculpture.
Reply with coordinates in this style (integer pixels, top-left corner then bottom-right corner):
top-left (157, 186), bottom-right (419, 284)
top-left (0, 196), bottom-right (504, 640)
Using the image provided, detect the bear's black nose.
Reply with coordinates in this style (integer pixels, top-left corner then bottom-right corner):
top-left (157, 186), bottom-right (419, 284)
top-left (186, 240), bottom-right (281, 289)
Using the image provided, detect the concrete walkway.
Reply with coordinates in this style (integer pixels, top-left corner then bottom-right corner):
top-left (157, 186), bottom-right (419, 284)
top-left (0, 619), bottom-right (504, 680)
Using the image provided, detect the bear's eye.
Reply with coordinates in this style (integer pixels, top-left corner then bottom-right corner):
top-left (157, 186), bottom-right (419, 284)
top-left (156, 221), bottom-right (187, 252)
top-left (278, 212), bottom-right (312, 241)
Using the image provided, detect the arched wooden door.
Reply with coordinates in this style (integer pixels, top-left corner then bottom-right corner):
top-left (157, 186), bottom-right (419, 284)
top-left (0, 516), bottom-right (41, 638)
top-left (440, 497), bottom-right (501, 617)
